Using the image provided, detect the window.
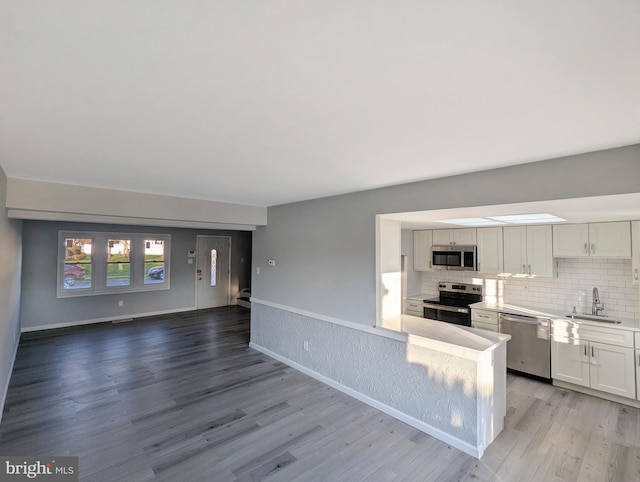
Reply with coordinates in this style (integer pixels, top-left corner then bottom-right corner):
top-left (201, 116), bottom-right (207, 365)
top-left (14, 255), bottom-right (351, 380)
top-left (144, 239), bottom-right (165, 285)
top-left (63, 237), bottom-right (93, 291)
top-left (107, 239), bottom-right (131, 287)
top-left (58, 231), bottom-right (170, 298)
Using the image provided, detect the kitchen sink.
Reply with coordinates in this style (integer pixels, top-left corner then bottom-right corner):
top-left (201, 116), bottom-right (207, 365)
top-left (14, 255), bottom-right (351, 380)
top-left (565, 313), bottom-right (622, 324)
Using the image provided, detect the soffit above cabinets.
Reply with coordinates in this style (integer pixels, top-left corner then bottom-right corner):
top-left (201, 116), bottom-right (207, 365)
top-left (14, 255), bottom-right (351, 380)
top-left (385, 193), bottom-right (640, 230)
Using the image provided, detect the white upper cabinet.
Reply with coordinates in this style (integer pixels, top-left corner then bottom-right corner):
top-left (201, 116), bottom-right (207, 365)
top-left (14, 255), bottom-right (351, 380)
top-left (526, 225), bottom-right (554, 277)
top-left (632, 221), bottom-right (640, 284)
top-left (552, 224), bottom-right (590, 257)
top-left (589, 222), bottom-right (631, 257)
top-left (476, 227), bottom-right (503, 274)
top-left (503, 225), bottom-right (554, 277)
top-left (413, 230), bottom-right (433, 271)
top-left (503, 226), bottom-right (527, 275)
top-left (553, 222), bottom-right (631, 258)
top-left (432, 228), bottom-right (477, 245)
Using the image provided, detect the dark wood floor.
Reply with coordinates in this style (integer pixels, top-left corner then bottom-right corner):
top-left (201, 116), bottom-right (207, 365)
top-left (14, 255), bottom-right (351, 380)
top-left (1, 306), bottom-right (638, 481)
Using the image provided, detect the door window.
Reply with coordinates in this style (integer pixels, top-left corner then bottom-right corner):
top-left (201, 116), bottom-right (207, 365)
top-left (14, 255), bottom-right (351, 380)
top-left (210, 249), bottom-right (217, 286)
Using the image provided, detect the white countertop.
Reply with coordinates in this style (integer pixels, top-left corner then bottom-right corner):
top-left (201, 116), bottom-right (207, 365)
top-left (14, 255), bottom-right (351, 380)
top-left (382, 314), bottom-right (510, 358)
top-left (406, 293), bottom-right (429, 301)
top-left (470, 301), bottom-right (640, 331)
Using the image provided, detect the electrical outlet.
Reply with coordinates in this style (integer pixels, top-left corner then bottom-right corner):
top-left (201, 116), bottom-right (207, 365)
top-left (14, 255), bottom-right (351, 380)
top-left (256, 267), bottom-right (260, 275)
top-left (303, 341), bottom-right (309, 351)
top-left (118, 300), bottom-right (123, 307)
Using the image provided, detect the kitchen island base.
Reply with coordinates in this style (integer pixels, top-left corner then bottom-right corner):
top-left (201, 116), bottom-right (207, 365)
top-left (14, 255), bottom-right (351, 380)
top-left (250, 300), bottom-right (509, 458)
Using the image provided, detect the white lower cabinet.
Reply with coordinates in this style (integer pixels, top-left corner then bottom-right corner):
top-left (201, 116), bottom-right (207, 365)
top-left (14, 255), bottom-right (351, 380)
top-left (405, 297), bottom-right (423, 317)
top-left (472, 321), bottom-right (498, 332)
top-left (636, 350), bottom-right (640, 402)
top-left (552, 320), bottom-right (636, 399)
top-left (636, 332), bottom-right (640, 402)
top-left (471, 309), bottom-right (498, 332)
top-left (551, 339), bottom-right (590, 387)
top-left (589, 342), bottom-right (635, 398)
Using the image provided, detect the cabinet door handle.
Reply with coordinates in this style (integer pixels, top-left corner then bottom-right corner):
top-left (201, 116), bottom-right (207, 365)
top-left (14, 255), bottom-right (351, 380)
top-left (584, 344), bottom-right (587, 357)
top-left (528, 264), bottom-right (531, 275)
top-left (635, 268), bottom-right (638, 281)
top-left (591, 346), bottom-right (595, 358)
top-left (584, 243), bottom-right (588, 254)
top-left (522, 264), bottom-right (525, 273)
top-left (591, 243), bottom-right (595, 254)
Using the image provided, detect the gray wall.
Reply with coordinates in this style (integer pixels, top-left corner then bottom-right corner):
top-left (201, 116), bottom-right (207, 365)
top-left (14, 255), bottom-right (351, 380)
top-left (20, 221), bottom-right (252, 329)
top-left (252, 144), bottom-right (640, 325)
top-left (0, 166), bottom-right (22, 419)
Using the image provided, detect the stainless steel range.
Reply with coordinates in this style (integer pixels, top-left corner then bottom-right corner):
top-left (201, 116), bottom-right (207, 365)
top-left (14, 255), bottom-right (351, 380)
top-left (423, 282), bottom-right (483, 326)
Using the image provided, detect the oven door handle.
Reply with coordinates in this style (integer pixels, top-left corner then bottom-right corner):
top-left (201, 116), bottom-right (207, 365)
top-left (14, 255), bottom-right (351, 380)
top-left (423, 303), bottom-right (469, 314)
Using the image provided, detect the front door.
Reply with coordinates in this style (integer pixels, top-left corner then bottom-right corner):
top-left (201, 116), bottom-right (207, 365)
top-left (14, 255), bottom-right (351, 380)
top-left (196, 236), bottom-right (231, 309)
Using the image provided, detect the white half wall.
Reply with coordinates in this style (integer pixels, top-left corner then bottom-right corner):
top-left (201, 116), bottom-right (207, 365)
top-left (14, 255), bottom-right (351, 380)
top-left (250, 301), bottom-right (484, 457)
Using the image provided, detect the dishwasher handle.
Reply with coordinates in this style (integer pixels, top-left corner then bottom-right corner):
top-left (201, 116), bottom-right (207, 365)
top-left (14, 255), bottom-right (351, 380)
top-left (499, 313), bottom-right (547, 325)
top-left (499, 313), bottom-right (551, 339)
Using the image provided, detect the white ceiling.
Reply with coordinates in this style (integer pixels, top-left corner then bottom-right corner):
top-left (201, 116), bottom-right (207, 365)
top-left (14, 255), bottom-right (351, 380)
top-left (1, 1), bottom-right (639, 207)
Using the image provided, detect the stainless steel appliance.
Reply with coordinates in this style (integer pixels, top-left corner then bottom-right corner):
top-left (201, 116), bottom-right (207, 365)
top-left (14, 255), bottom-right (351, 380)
top-left (498, 313), bottom-right (551, 382)
top-left (423, 282), bottom-right (483, 326)
top-left (431, 245), bottom-right (477, 271)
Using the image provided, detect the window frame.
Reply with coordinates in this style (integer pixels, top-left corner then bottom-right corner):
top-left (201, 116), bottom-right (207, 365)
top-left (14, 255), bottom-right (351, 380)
top-left (57, 230), bottom-right (171, 298)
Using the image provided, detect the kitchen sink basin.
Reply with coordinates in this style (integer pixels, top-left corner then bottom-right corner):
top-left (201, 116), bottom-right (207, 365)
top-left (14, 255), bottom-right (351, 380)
top-left (565, 313), bottom-right (621, 324)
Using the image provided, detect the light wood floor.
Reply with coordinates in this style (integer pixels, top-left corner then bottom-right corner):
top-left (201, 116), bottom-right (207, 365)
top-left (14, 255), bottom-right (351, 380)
top-left (1, 306), bottom-right (638, 481)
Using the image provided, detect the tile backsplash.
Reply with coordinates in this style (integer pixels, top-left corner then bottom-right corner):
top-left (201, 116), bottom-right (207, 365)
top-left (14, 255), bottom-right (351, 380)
top-left (421, 258), bottom-right (639, 321)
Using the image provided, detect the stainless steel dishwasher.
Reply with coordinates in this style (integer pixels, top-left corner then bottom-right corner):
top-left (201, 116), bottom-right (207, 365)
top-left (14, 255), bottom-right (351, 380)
top-left (498, 313), bottom-right (551, 382)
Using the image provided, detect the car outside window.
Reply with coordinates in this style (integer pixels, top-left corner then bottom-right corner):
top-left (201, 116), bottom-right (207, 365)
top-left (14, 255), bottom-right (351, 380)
top-left (57, 231), bottom-right (170, 298)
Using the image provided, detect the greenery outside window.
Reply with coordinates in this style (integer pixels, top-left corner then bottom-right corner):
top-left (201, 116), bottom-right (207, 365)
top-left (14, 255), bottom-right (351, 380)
top-left (58, 231), bottom-right (170, 298)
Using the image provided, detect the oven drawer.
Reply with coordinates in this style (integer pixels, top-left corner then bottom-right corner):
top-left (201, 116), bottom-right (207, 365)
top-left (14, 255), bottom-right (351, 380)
top-left (471, 309), bottom-right (498, 325)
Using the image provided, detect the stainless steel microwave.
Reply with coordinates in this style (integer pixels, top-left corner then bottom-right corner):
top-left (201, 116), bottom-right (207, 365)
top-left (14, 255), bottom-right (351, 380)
top-left (431, 245), bottom-right (477, 271)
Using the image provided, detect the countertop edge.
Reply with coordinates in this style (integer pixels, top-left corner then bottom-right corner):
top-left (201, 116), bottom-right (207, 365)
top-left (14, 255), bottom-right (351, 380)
top-left (470, 302), bottom-right (640, 331)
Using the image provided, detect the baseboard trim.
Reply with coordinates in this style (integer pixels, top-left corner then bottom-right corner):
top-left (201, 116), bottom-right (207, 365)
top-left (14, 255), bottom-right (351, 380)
top-left (249, 341), bottom-right (481, 458)
top-left (553, 380), bottom-right (640, 408)
top-left (21, 306), bottom-right (197, 333)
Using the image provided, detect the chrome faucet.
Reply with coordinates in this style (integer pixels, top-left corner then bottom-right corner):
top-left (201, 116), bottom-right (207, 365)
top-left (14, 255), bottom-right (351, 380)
top-left (592, 287), bottom-right (604, 316)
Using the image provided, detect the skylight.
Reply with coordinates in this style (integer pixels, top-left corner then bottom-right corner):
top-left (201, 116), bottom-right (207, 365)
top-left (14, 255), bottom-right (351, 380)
top-left (437, 213), bottom-right (566, 227)
top-left (487, 213), bottom-right (566, 224)
top-left (438, 218), bottom-right (506, 227)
